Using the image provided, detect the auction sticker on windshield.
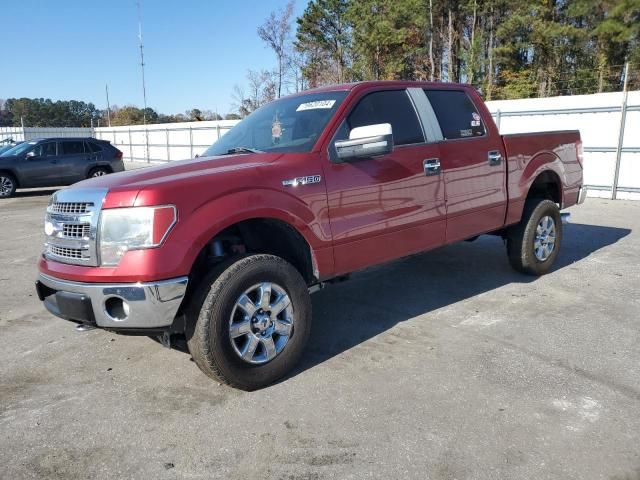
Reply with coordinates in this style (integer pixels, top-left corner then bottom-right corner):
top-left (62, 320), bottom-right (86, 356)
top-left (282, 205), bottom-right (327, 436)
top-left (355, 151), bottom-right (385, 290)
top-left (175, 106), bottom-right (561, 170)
top-left (296, 100), bottom-right (336, 112)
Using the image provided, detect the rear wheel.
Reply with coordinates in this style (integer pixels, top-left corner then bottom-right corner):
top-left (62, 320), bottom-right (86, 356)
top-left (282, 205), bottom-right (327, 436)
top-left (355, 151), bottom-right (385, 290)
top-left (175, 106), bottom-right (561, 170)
top-left (88, 167), bottom-right (109, 178)
top-left (0, 173), bottom-right (16, 198)
top-left (186, 254), bottom-right (312, 390)
top-left (507, 198), bottom-right (562, 275)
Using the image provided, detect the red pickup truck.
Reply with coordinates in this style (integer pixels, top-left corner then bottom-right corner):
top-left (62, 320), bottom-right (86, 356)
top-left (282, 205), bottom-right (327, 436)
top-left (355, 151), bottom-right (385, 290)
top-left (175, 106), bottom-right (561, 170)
top-left (36, 81), bottom-right (586, 390)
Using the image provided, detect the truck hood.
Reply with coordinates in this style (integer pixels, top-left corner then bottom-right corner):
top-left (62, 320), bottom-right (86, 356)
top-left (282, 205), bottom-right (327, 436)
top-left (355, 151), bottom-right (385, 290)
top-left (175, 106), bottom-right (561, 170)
top-left (73, 153), bottom-right (282, 208)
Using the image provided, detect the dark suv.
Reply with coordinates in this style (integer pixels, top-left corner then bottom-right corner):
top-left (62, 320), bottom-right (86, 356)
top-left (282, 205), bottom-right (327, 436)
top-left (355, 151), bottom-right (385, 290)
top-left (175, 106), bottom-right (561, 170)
top-left (0, 138), bottom-right (124, 198)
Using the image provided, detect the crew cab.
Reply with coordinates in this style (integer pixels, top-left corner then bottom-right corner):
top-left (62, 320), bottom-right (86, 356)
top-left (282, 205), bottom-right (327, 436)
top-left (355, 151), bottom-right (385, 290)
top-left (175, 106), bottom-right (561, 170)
top-left (36, 82), bottom-right (586, 390)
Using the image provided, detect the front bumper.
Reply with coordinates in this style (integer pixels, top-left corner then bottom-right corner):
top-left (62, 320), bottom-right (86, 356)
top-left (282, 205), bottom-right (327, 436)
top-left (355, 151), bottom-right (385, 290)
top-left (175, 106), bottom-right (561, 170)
top-left (36, 273), bottom-right (188, 329)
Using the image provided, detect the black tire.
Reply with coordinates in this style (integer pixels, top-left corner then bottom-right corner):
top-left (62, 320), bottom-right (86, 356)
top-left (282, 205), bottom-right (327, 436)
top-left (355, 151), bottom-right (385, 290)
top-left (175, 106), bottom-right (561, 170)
top-left (0, 173), bottom-right (17, 198)
top-left (186, 254), bottom-right (312, 391)
top-left (507, 198), bottom-right (562, 276)
top-left (88, 167), bottom-right (110, 178)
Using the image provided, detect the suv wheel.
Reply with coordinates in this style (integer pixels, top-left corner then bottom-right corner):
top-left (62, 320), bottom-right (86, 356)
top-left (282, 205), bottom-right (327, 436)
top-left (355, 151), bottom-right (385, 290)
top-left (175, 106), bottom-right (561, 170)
top-left (187, 254), bottom-right (312, 390)
top-left (0, 174), bottom-right (17, 198)
top-left (507, 198), bottom-right (562, 275)
top-left (88, 167), bottom-right (109, 178)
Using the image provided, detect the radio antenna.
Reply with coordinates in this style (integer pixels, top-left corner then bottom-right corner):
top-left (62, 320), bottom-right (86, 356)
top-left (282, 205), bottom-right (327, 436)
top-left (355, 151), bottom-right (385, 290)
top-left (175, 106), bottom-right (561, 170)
top-left (136, 0), bottom-right (148, 125)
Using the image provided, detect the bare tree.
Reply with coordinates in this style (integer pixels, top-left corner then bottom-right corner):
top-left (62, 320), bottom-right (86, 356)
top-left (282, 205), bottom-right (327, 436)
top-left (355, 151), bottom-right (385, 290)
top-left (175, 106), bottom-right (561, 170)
top-left (257, 0), bottom-right (295, 98)
top-left (231, 84), bottom-right (250, 118)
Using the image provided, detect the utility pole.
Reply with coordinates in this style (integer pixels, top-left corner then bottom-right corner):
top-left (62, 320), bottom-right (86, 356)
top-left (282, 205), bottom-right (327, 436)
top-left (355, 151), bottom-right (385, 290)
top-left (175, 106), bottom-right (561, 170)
top-left (105, 84), bottom-right (112, 127)
top-left (612, 61), bottom-right (630, 200)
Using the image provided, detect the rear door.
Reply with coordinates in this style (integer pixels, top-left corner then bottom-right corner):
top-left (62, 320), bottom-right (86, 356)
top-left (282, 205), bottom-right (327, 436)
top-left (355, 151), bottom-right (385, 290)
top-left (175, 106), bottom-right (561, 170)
top-left (423, 88), bottom-right (507, 242)
top-left (322, 88), bottom-right (446, 275)
top-left (56, 140), bottom-right (88, 184)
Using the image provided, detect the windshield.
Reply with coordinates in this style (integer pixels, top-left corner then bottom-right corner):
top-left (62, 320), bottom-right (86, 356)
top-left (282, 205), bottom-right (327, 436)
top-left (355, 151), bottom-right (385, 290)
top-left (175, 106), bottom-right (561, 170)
top-left (202, 91), bottom-right (347, 156)
top-left (0, 141), bottom-right (34, 157)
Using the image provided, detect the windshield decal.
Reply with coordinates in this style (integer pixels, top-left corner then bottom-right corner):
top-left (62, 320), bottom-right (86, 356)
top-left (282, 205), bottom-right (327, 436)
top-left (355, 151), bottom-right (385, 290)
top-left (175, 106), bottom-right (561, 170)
top-left (271, 114), bottom-right (283, 144)
top-left (296, 100), bottom-right (336, 112)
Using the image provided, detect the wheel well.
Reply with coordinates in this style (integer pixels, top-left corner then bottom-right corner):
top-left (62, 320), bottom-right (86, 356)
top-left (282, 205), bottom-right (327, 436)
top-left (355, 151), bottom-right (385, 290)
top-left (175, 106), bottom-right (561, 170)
top-left (189, 218), bottom-right (316, 288)
top-left (0, 170), bottom-right (18, 187)
top-left (527, 170), bottom-right (561, 204)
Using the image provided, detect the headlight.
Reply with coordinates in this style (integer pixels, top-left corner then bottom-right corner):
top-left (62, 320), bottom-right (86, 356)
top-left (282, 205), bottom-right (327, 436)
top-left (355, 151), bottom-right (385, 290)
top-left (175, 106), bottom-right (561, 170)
top-left (99, 206), bottom-right (176, 266)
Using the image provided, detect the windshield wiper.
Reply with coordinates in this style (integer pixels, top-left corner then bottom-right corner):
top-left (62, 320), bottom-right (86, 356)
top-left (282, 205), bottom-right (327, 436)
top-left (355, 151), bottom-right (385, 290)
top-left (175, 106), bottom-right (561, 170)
top-left (224, 146), bottom-right (264, 155)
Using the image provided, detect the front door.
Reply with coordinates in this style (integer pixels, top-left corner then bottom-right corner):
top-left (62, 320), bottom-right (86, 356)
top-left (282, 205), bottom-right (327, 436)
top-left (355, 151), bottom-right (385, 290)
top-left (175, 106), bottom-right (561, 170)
top-left (19, 141), bottom-right (59, 187)
top-left (423, 88), bottom-right (507, 242)
top-left (322, 88), bottom-right (446, 276)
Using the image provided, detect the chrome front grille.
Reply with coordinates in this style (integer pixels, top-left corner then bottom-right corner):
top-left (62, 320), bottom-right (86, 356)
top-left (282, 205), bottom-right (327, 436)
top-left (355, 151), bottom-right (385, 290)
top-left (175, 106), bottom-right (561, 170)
top-left (47, 245), bottom-right (85, 260)
top-left (62, 223), bottom-right (91, 239)
top-left (50, 202), bottom-right (93, 214)
top-left (44, 189), bottom-right (108, 267)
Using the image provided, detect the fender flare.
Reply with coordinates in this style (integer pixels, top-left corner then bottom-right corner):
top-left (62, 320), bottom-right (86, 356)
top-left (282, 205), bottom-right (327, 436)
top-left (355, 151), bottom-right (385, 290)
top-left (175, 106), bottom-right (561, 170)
top-left (176, 188), bottom-right (328, 278)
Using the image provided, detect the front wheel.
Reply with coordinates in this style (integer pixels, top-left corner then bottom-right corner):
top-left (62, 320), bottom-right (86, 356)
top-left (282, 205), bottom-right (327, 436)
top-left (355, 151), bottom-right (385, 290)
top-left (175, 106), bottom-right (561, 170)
top-left (507, 199), bottom-right (562, 276)
top-left (0, 173), bottom-right (17, 198)
top-left (186, 254), bottom-right (312, 390)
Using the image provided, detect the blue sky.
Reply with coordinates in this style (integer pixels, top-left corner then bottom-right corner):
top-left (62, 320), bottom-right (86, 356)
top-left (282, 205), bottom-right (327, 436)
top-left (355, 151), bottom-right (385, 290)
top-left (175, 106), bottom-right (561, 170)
top-left (0, 0), bottom-right (306, 115)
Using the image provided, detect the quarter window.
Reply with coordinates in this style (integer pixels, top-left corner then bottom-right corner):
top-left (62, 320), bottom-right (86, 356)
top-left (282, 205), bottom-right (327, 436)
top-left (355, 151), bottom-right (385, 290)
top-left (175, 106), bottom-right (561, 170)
top-left (60, 141), bottom-right (86, 155)
top-left (424, 89), bottom-right (486, 140)
top-left (86, 141), bottom-right (102, 153)
top-left (345, 90), bottom-right (424, 146)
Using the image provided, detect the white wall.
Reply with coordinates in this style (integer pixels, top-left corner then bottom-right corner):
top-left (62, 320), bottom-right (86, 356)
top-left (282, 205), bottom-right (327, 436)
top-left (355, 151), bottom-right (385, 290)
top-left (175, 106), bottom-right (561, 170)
top-left (486, 91), bottom-right (640, 200)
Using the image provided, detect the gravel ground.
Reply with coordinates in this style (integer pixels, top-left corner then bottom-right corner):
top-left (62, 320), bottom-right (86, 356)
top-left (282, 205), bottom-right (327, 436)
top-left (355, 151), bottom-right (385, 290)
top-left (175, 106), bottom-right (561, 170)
top-left (0, 189), bottom-right (638, 480)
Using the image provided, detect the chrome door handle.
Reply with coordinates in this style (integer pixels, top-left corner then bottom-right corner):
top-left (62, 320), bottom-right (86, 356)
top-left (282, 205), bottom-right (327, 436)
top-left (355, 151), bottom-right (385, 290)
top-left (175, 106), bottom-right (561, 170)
top-left (488, 151), bottom-right (502, 166)
top-left (423, 158), bottom-right (441, 176)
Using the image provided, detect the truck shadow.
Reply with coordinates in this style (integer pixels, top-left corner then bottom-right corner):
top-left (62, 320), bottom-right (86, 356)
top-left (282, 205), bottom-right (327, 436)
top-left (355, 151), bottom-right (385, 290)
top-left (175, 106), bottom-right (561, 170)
top-left (289, 223), bottom-right (631, 380)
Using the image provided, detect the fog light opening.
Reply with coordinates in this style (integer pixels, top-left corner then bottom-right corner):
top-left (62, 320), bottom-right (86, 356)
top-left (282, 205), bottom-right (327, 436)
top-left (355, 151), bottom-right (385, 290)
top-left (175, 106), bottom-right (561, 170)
top-left (104, 297), bottom-right (130, 321)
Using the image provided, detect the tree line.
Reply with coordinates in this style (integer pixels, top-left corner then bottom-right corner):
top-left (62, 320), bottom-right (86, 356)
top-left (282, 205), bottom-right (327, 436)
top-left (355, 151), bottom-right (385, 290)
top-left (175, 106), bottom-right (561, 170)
top-left (2, 1), bottom-right (638, 126)
top-left (236, 0), bottom-right (639, 116)
top-left (0, 98), bottom-right (241, 128)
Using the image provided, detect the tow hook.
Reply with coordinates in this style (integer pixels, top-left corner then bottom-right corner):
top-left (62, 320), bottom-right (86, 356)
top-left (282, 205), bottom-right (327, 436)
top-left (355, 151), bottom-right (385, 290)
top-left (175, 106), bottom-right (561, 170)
top-left (75, 324), bottom-right (96, 332)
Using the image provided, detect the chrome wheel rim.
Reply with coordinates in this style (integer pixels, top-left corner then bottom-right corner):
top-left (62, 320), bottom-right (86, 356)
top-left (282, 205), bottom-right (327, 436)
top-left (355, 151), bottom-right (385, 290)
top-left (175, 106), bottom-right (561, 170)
top-left (229, 282), bottom-right (294, 364)
top-left (92, 170), bottom-right (106, 177)
top-left (0, 176), bottom-right (13, 197)
top-left (534, 215), bottom-right (556, 261)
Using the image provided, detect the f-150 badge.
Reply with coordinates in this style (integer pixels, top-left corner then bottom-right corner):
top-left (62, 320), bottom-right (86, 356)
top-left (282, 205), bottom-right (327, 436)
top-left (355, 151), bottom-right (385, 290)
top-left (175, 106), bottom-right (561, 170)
top-left (282, 175), bottom-right (322, 187)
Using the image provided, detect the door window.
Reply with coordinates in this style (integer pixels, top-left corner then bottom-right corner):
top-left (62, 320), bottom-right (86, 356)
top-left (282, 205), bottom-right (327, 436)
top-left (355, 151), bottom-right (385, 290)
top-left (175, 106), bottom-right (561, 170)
top-left (32, 142), bottom-right (57, 157)
top-left (343, 90), bottom-right (425, 146)
top-left (60, 141), bottom-right (85, 155)
top-left (423, 89), bottom-right (486, 140)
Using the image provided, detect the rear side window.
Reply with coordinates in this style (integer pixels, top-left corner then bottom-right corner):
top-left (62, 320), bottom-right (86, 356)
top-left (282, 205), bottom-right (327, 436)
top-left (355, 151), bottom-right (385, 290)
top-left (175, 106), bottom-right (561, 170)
top-left (86, 141), bottom-right (102, 153)
top-left (346, 90), bottom-right (424, 146)
top-left (424, 90), bottom-right (486, 140)
top-left (60, 141), bottom-right (86, 155)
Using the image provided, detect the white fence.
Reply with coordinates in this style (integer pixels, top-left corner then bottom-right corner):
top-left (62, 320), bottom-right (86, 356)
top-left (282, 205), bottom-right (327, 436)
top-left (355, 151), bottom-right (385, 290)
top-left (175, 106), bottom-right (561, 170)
top-left (1, 90), bottom-right (638, 200)
top-left (0, 127), bottom-right (92, 141)
top-left (486, 91), bottom-right (640, 200)
top-left (94, 120), bottom-right (239, 163)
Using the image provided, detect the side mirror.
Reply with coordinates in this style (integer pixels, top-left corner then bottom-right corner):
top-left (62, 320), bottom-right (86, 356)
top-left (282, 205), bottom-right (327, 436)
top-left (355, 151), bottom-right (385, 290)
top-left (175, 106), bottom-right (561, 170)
top-left (25, 151), bottom-right (37, 159)
top-left (334, 123), bottom-right (393, 163)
